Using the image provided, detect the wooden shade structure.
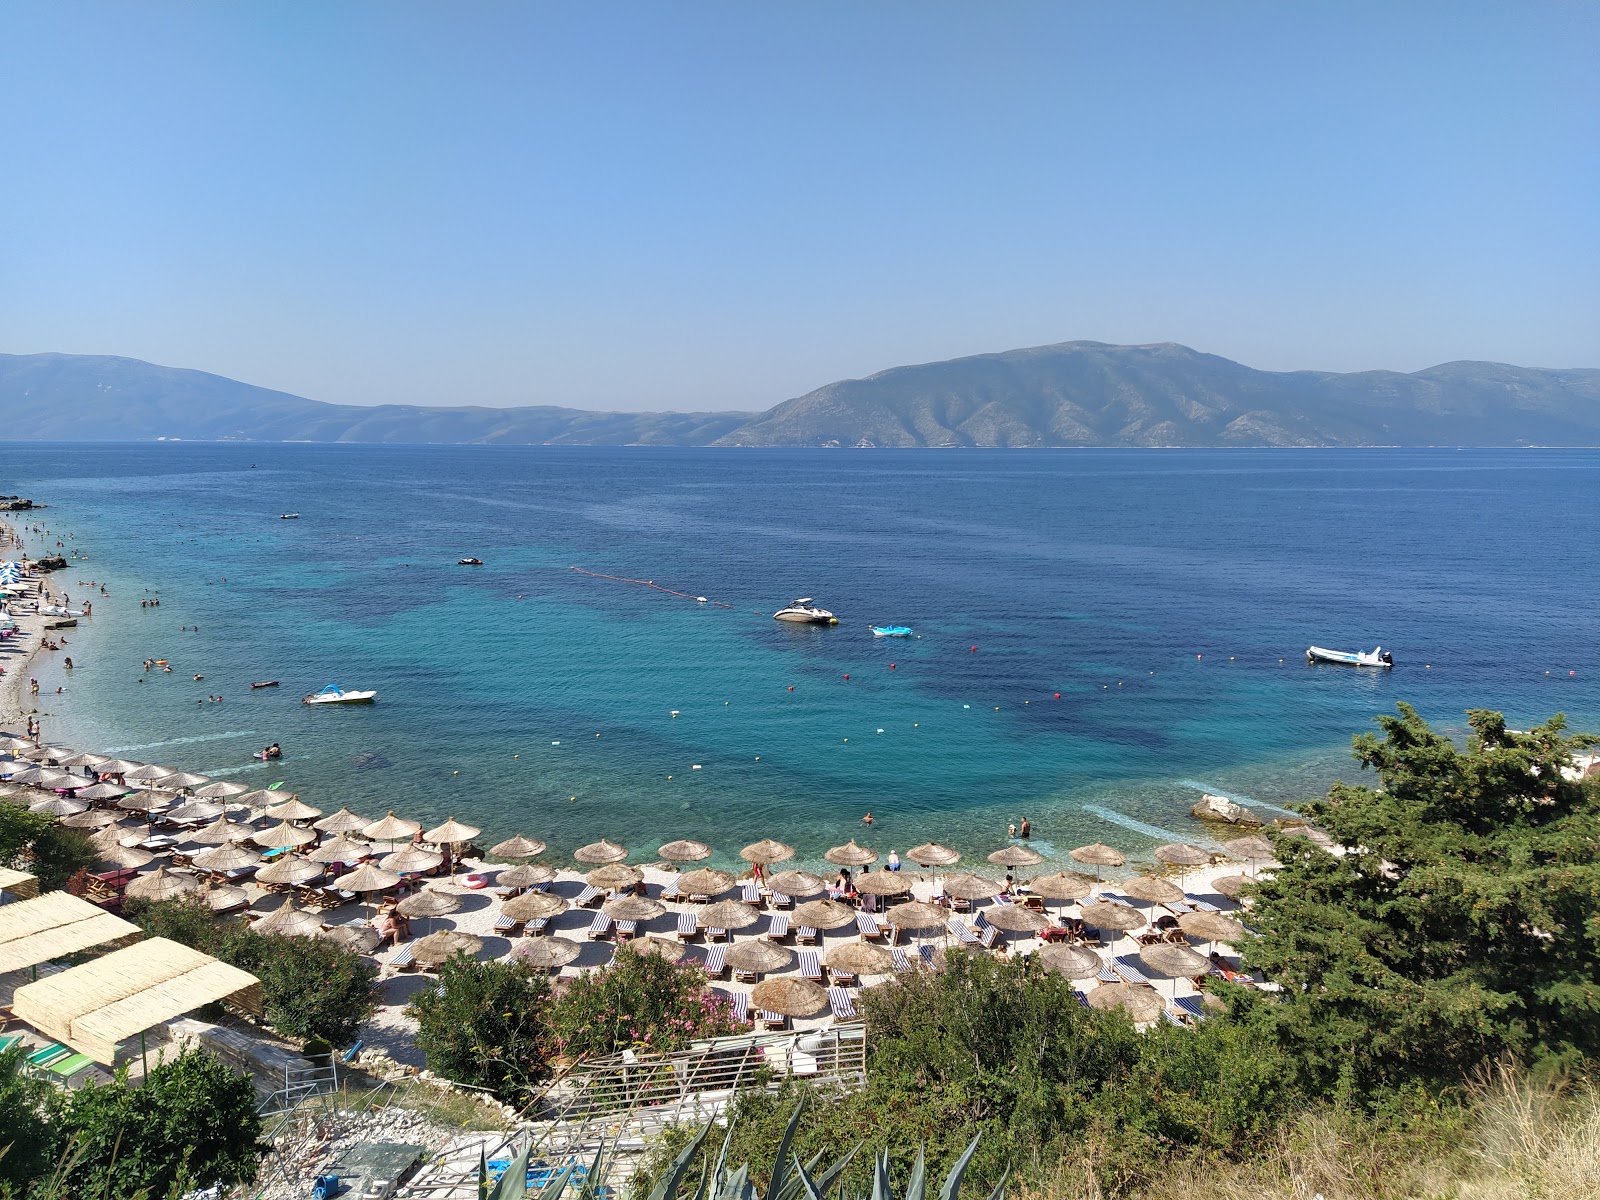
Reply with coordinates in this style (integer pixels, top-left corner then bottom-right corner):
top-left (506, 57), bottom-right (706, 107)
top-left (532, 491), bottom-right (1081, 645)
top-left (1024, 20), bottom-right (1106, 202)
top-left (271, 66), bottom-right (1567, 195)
top-left (0, 892), bottom-right (141, 976)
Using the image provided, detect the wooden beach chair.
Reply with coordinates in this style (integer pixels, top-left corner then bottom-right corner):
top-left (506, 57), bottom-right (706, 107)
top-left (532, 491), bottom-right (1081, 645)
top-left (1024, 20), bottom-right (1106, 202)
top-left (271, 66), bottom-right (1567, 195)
top-left (1073, 989), bottom-right (1092, 1008)
top-left (524, 917), bottom-right (548, 936)
top-left (795, 925), bottom-right (819, 946)
top-left (676, 912), bottom-right (700, 942)
top-left (918, 944), bottom-right (937, 971)
top-left (759, 1010), bottom-right (787, 1031)
top-left (386, 942), bottom-right (416, 972)
top-left (1096, 964), bottom-right (1119, 983)
top-left (797, 950), bottom-right (823, 981)
top-left (891, 947), bottom-right (914, 973)
top-left (1113, 955), bottom-right (1154, 985)
top-left (1187, 897), bottom-right (1222, 912)
top-left (828, 965), bottom-right (857, 988)
top-left (948, 918), bottom-right (979, 946)
top-left (855, 913), bottom-right (884, 941)
top-left (586, 912), bottom-right (613, 940)
top-left (702, 943), bottom-right (727, 979)
top-left (575, 885), bottom-right (604, 909)
top-left (729, 991), bottom-right (751, 1024)
top-left (614, 919), bottom-right (637, 942)
top-left (972, 912), bottom-right (1005, 951)
top-left (1161, 1007), bottom-right (1184, 1026)
top-left (770, 891), bottom-right (793, 910)
top-left (732, 957), bottom-right (762, 984)
top-left (740, 880), bottom-right (760, 905)
top-left (827, 986), bottom-right (859, 1022)
top-left (765, 914), bottom-right (790, 941)
top-left (494, 913), bottom-right (522, 936)
top-left (707, 925), bottom-right (730, 943)
top-left (1173, 995), bottom-right (1209, 1024)
top-left (659, 877), bottom-right (681, 902)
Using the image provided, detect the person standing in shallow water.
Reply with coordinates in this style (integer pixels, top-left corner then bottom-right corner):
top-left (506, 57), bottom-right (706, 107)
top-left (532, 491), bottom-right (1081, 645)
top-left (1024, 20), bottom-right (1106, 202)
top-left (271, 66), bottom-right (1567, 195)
top-left (1019, 816), bottom-right (1031, 839)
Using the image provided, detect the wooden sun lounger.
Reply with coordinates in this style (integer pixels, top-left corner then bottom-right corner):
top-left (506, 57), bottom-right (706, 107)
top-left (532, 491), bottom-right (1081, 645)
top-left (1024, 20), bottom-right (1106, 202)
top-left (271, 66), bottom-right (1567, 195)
top-left (797, 950), bottom-right (823, 981)
top-left (1074, 989), bottom-right (1092, 1008)
top-left (770, 891), bottom-right (793, 909)
top-left (659, 877), bottom-right (681, 902)
top-left (891, 947), bottom-right (914, 973)
top-left (827, 986), bottom-right (859, 1021)
top-left (855, 913), bottom-right (883, 941)
top-left (614, 919), bottom-right (637, 941)
top-left (575, 885), bottom-right (604, 908)
top-left (740, 881), bottom-right (760, 904)
top-left (707, 926), bottom-right (730, 943)
top-left (765, 914), bottom-right (789, 941)
top-left (676, 912), bottom-right (700, 942)
top-left (1097, 964), bottom-right (1119, 983)
top-left (1113, 955), bottom-right (1154, 985)
top-left (828, 967), bottom-right (857, 987)
top-left (918, 944), bottom-right (937, 971)
top-left (722, 990), bottom-right (750, 1023)
top-left (1187, 898), bottom-right (1222, 912)
top-left (1173, 995), bottom-right (1209, 1023)
top-left (702, 943), bottom-right (727, 978)
top-left (948, 917), bottom-right (979, 945)
top-left (795, 925), bottom-right (819, 945)
top-left (759, 1010), bottom-right (787, 1031)
top-left (494, 914), bottom-right (521, 935)
top-left (587, 912), bottom-right (613, 940)
top-left (525, 917), bottom-right (548, 936)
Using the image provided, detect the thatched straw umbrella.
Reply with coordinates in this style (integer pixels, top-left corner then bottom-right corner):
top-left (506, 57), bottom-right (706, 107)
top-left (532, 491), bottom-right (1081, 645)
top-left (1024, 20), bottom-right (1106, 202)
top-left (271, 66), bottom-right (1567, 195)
top-left (603, 895), bottom-right (665, 922)
top-left (1038, 944), bottom-right (1103, 979)
top-left (157, 771), bottom-right (212, 792)
top-left (626, 937), bottom-right (687, 963)
top-left (824, 840), bottom-right (877, 868)
top-left (678, 867), bottom-right (736, 897)
top-left (424, 817), bottom-right (480, 845)
top-left (166, 799), bottom-right (224, 823)
top-left (338, 862), bottom-right (402, 896)
top-left (699, 900), bottom-right (760, 931)
top-left (1122, 876), bottom-right (1184, 906)
top-left (886, 900), bottom-right (949, 931)
top-left (30, 795), bottom-right (86, 817)
top-left (1224, 835), bottom-right (1275, 861)
top-left (767, 869), bottom-right (826, 897)
top-left (413, 929), bottom-right (483, 967)
top-left (314, 807), bottom-right (372, 834)
top-left (488, 834), bottom-right (546, 860)
top-left (190, 844), bottom-right (261, 873)
top-left (1080, 901), bottom-right (1145, 934)
top-left (118, 790), bottom-right (173, 815)
top-left (398, 890), bottom-right (462, 920)
top-left (1177, 911), bottom-right (1247, 945)
top-left (193, 780), bottom-right (250, 800)
top-left (325, 923), bottom-right (380, 954)
top-left (498, 864), bottom-right (556, 890)
top-left (942, 874), bottom-right (1005, 902)
top-left (251, 820), bottom-right (316, 849)
top-left (1026, 871), bottom-right (1097, 902)
top-left (265, 797), bottom-right (322, 822)
top-left (190, 816), bottom-right (250, 845)
top-left (1069, 843), bottom-right (1125, 871)
top-left (1138, 943), bottom-right (1211, 996)
top-left (362, 811), bottom-right (422, 843)
top-left (1154, 843), bottom-right (1211, 868)
top-left (740, 838), bottom-right (794, 866)
top-left (1211, 874), bottom-right (1252, 900)
top-left (94, 758), bottom-right (144, 776)
top-left (726, 940), bottom-right (793, 976)
top-left (825, 941), bottom-right (895, 976)
top-left (199, 884), bottom-right (249, 913)
top-left (252, 898), bottom-right (324, 938)
top-left (1087, 982), bottom-right (1165, 1022)
top-left (58, 751), bottom-right (107, 770)
top-left (74, 782), bottom-right (130, 802)
top-left (988, 845), bottom-right (1043, 868)
top-left (573, 839), bottom-right (628, 865)
top-left (502, 891), bottom-right (568, 923)
top-left (125, 867), bottom-right (200, 902)
top-left (585, 863), bottom-right (642, 891)
top-left (255, 856), bottom-right (324, 887)
top-left (123, 764), bottom-right (176, 783)
top-left (380, 845), bottom-right (443, 875)
top-left (791, 899), bottom-right (857, 930)
top-left (515, 937), bottom-right (582, 972)
top-left (235, 789), bottom-right (284, 812)
top-left (750, 977), bottom-right (828, 1017)
top-left (60, 809), bottom-right (119, 829)
top-left (307, 835), bottom-right (371, 865)
top-left (983, 905), bottom-right (1048, 934)
top-left (94, 843), bottom-right (154, 870)
top-left (658, 839), bottom-right (713, 863)
top-left (906, 842), bottom-right (961, 868)
top-left (853, 869), bottom-right (911, 897)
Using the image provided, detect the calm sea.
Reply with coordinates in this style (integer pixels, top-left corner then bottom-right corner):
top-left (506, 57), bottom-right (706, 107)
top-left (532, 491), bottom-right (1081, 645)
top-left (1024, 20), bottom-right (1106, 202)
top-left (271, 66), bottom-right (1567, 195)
top-left (6, 445), bottom-right (1597, 870)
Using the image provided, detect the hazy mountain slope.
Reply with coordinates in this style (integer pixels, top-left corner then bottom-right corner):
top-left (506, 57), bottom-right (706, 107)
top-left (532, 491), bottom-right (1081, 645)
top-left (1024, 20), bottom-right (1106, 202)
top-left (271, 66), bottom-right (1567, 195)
top-left (2, 344), bottom-right (1596, 447)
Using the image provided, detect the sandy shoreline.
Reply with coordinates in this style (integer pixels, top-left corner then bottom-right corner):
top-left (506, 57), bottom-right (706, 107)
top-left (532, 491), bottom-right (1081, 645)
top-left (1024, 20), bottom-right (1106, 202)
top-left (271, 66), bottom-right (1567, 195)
top-left (0, 514), bottom-right (56, 728)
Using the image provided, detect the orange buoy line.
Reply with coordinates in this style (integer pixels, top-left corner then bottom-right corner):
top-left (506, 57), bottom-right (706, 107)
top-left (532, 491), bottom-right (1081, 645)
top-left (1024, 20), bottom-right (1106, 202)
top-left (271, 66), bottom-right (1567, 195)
top-left (568, 566), bottom-right (734, 608)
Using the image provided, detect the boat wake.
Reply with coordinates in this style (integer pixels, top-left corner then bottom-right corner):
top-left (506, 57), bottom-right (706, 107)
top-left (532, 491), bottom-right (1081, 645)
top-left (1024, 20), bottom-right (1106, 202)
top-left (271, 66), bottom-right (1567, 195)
top-left (103, 730), bottom-right (258, 753)
top-left (1080, 803), bottom-right (1214, 847)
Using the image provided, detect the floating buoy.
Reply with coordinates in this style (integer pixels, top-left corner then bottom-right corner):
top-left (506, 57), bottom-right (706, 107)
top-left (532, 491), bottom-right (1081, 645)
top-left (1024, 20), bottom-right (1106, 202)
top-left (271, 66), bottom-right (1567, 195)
top-left (914, 722), bottom-right (919, 727)
top-left (843, 674), bottom-right (850, 681)
top-left (962, 704), bottom-right (970, 709)
top-left (1054, 692), bottom-right (1060, 699)
top-left (889, 663), bottom-right (896, 669)
top-left (1196, 654), bottom-right (1202, 660)
top-left (787, 685), bottom-right (794, 691)
top-left (552, 740), bottom-right (560, 745)
top-left (1229, 656), bottom-right (1235, 661)
top-left (970, 646), bottom-right (977, 653)
top-left (452, 770), bottom-right (459, 775)
top-left (843, 737), bottom-right (849, 742)
top-left (670, 710), bottom-right (680, 718)
top-left (692, 764), bottom-right (702, 770)
top-left (668, 775), bottom-right (673, 779)
top-left (876, 728), bottom-right (884, 734)
top-left (754, 756), bottom-right (760, 760)
top-left (1024, 700), bottom-right (1029, 705)
top-left (513, 754), bottom-right (519, 758)
top-left (596, 733), bottom-right (601, 737)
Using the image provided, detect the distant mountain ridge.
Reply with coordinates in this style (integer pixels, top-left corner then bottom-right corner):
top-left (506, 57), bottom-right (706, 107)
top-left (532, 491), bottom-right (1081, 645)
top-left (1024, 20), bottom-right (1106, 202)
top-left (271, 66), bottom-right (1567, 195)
top-left (3, 342), bottom-right (1597, 448)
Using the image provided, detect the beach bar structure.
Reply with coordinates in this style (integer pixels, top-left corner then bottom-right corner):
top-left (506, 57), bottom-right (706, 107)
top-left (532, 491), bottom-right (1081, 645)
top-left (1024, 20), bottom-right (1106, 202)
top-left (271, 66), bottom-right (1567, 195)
top-left (0, 868), bottom-right (40, 900)
top-left (13, 937), bottom-right (262, 1065)
top-left (0, 891), bottom-right (141, 976)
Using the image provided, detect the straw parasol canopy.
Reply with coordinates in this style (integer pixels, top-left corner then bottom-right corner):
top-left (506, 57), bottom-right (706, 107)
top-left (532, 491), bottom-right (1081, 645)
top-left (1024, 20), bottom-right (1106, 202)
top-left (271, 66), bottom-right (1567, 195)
top-left (255, 856), bottom-right (324, 886)
top-left (943, 874), bottom-right (1005, 901)
top-left (1211, 874), bottom-right (1252, 899)
top-left (726, 940), bottom-right (794, 975)
top-left (886, 900), bottom-right (950, 931)
top-left (425, 817), bottom-right (481, 844)
top-left (1080, 901), bottom-right (1146, 932)
top-left (94, 758), bottom-right (144, 776)
top-left (325, 923), bottom-right (380, 954)
top-left (193, 780), bottom-right (250, 799)
top-left (314, 807), bottom-right (372, 834)
top-left (853, 869), bottom-right (912, 897)
top-left (413, 930), bottom-right (483, 967)
top-left (200, 884), bottom-right (249, 913)
top-left (339, 863), bottom-right (403, 894)
top-left (497, 864), bottom-right (556, 890)
top-left (488, 834), bottom-right (546, 860)
top-left (307, 835), bottom-right (371, 864)
top-left (125, 866), bottom-right (201, 902)
top-left (236, 789), bottom-right (284, 811)
top-left (89, 824), bottom-right (134, 851)
top-left (699, 900), bottom-right (760, 931)
top-left (33, 769), bottom-right (84, 790)
top-left (1069, 843), bottom-right (1125, 868)
top-left (740, 838), bottom-right (794, 866)
top-left (265, 797), bottom-right (323, 822)
top-left (253, 898), bottom-right (325, 938)
top-left (58, 751), bottom-right (108, 769)
top-left (251, 820), bottom-right (317, 849)
top-left (123, 764), bottom-right (176, 782)
top-left (95, 843), bottom-right (154, 870)
top-left (791, 898), bottom-right (858, 930)
top-left (824, 839), bottom-right (877, 867)
top-left (3, 767), bottom-right (48, 786)
top-left (766, 869), bottom-right (826, 897)
top-left (1087, 983), bottom-right (1165, 1022)
top-left (573, 839), bottom-right (628, 865)
top-left (750, 977), bottom-right (828, 1017)
top-left (906, 842), bottom-right (961, 867)
top-left (362, 811), bottom-right (422, 842)
top-left (603, 895), bottom-right (665, 922)
top-left (1139, 942), bottom-right (1211, 980)
top-left (658, 839), bottom-right (713, 863)
top-left (190, 844), bottom-right (262, 872)
top-left (1026, 871), bottom-right (1097, 901)
top-left (627, 937), bottom-right (687, 963)
top-left (60, 809), bottom-right (120, 829)
top-left (30, 795), bottom-right (87, 817)
top-left (983, 905), bottom-right (1049, 933)
top-left (825, 941), bottom-right (895, 975)
top-left (515, 937), bottom-right (582, 971)
top-left (74, 782), bottom-right (130, 802)
top-left (118, 790), bottom-right (173, 814)
top-left (1178, 912), bottom-right (1247, 944)
top-left (380, 846), bottom-right (443, 874)
top-left (502, 891), bottom-right (568, 923)
top-left (157, 771), bottom-right (212, 791)
top-left (989, 845), bottom-right (1044, 868)
top-left (1224, 835), bottom-right (1276, 860)
top-left (1154, 843), bottom-right (1211, 867)
top-left (678, 867), bottom-right (737, 897)
top-left (1038, 943), bottom-right (1104, 979)
top-left (585, 863), bottom-right (643, 891)
top-left (398, 890), bottom-right (462, 919)
top-left (190, 816), bottom-right (250, 845)
top-left (1122, 876), bottom-right (1184, 905)
top-left (166, 799), bottom-right (224, 822)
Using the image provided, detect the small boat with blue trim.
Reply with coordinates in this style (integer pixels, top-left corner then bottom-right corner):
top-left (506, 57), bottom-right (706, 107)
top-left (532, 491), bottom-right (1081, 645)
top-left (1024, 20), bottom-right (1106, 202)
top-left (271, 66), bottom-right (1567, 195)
top-left (303, 683), bottom-right (378, 705)
top-left (1306, 645), bottom-right (1393, 668)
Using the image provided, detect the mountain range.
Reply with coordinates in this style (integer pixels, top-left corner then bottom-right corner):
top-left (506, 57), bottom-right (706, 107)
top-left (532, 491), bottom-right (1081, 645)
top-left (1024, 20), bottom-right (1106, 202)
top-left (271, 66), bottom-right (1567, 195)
top-left (3, 342), bottom-right (1597, 448)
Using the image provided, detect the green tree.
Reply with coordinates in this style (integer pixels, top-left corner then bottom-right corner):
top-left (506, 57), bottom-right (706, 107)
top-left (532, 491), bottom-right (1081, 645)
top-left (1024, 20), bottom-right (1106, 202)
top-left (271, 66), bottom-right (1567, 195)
top-left (124, 894), bottom-right (224, 953)
top-left (549, 945), bottom-right (744, 1059)
top-left (0, 1044), bottom-right (62, 1193)
top-left (222, 928), bottom-right (378, 1047)
top-left (1240, 704), bottom-right (1600, 1095)
top-left (0, 805), bottom-right (95, 891)
top-left (61, 1048), bottom-right (264, 1199)
top-left (408, 954), bottom-right (554, 1104)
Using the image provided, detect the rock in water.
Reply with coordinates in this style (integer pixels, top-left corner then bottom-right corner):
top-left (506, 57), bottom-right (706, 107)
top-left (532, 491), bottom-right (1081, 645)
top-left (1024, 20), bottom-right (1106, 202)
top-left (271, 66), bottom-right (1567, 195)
top-left (1191, 793), bottom-right (1261, 827)
top-left (352, 751), bottom-right (391, 770)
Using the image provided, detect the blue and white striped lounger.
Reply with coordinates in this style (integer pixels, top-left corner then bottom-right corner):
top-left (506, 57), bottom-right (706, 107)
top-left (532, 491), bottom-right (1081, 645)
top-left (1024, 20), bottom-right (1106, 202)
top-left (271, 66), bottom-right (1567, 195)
top-left (918, 944), bottom-right (937, 970)
top-left (1114, 955), bottom-right (1154, 985)
top-left (1161, 1007), bottom-right (1184, 1026)
top-left (1187, 898), bottom-right (1222, 912)
top-left (707, 926), bottom-right (729, 943)
top-left (797, 950), bottom-right (823, 980)
top-left (856, 913), bottom-right (883, 940)
top-left (702, 943), bottom-right (727, 978)
top-left (827, 986), bottom-right (858, 1021)
top-left (765, 914), bottom-right (789, 941)
top-left (676, 912), bottom-right (699, 941)
top-left (386, 942), bottom-right (415, 970)
top-left (760, 1010), bottom-right (787, 1030)
top-left (740, 880), bottom-right (760, 904)
top-left (575, 885), bottom-right (604, 908)
top-left (1074, 989), bottom-right (1092, 1008)
top-left (795, 925), bottom-right (819, 945)
top-left (891, 946), bottom-right (914, 973)
top-left (948, 918), bottom-right (979, 945)
top-left (1097, 964), bottom-right (1119, 983)
top-left (525, 917), bottom-right (548, 935)
top-left (587, 912), bottom-right (613, 940)
top-left (729, 990), bottom-right (750, 1023)
top-left (494, 914), bottom-right (518, 934)
top-left (615, 919), bottom-right (637, 941)
top-left (1173, 995), bottom-right (1209, 1022)
top-left (660, 877), bottom-right (681, 901)
top-left (771, 891), bottom-right (793, 909)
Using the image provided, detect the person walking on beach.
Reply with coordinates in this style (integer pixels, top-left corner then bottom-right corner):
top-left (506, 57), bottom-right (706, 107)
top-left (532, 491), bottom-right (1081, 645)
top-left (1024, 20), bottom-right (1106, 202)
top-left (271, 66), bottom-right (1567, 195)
top-left (887, 850), bottom-right (900, 872)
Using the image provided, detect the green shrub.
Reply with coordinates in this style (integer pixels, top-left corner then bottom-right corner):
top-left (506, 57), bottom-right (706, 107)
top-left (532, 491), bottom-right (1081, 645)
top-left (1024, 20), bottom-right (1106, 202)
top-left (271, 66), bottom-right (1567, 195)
top-left (0, 805), bottom-right (96, 891)
top-left (0, 1044), bottom-right (62, 1192)
top-left (407, 954), bottom-right (554, 1104)
top-left (549, 945), bottom-right (744, 1059)
top-left (222, 929), bottom-right (378, 1047)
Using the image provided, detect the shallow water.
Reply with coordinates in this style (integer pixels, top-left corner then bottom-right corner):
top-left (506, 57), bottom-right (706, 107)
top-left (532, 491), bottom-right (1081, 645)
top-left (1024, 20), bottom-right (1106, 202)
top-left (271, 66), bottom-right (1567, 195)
top-left (7, 445), bottom-right (1597, 870)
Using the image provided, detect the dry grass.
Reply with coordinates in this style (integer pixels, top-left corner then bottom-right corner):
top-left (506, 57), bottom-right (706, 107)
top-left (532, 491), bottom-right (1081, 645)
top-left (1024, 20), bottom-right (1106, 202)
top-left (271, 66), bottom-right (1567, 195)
top-left (1013, 1068), bottom-right (1600, 1200)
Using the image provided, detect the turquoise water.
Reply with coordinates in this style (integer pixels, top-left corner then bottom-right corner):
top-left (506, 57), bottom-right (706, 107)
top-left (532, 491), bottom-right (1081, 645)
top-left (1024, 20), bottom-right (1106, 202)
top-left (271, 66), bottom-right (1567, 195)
top-left (6, 445), bottom-right (1597, 870)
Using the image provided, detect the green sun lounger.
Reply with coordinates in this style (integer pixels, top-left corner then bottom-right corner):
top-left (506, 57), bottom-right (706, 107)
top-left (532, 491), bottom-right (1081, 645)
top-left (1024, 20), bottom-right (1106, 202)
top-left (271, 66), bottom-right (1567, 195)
top-left (26, 1043), bottom-right (69, 1068)
top-left (0, 1034), bottom-right (24, 1054)
top-left (48, 1052), bottom-right (95, 1079)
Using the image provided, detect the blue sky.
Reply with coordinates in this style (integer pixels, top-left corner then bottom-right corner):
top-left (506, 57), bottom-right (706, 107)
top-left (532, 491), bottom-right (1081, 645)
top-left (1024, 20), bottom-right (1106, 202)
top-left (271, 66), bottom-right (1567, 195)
top-left (2, 2), bottom-right (1594, 411)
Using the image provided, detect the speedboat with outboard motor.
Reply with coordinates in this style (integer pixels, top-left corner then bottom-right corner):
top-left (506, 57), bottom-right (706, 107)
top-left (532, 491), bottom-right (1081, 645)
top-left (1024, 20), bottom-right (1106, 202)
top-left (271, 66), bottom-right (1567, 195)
top-left (303, 683), bottom-right (378, 704)
top-left (773, 598), bottom-right (837, 625)
top-left (1306, 645), bottom-right (1393, 668)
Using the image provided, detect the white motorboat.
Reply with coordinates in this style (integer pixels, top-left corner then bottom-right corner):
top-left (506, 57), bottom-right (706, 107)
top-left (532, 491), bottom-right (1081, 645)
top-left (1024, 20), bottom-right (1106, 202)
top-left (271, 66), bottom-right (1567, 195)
top-left (1306, 645), bottom-right (1393, 668)
top-left (280, 513), bottom-right (300, 520)
top-left (302, 684), bottom-right (378, 705)
top-left (773, 598), bottom-right (838, 625)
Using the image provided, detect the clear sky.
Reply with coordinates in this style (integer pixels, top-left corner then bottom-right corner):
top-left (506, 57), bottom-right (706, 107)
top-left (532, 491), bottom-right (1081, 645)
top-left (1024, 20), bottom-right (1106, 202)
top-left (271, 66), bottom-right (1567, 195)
top-left (2, 2), bottom-right (1595, 412)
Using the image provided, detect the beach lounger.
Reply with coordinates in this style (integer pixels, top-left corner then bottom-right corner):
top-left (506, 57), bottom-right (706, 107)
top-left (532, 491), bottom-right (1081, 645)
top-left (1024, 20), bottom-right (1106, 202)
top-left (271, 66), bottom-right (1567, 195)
top-left (659, 877), bottom-right (681, 902)
top-left (494, 914), bottom-right (520, 935)
top-left (770, 891), bottom-right (793, 909)
top-left (707, 926), bottom-right (730, 943)
top-left (614, 919), bottom-right (637, 941)
top-left (759, 1010), bottom-right (787, 1031)
top-left (525, 917), bottom-right (548, 936)
top-left (855, 913), bottom-right (884, 941)
top-left (1173, 995), bottom-right (1209, 1023)
top-left (1074, 989), bottom-right (1092, 1008)
top-left (26, 1043), bottom-right (68, 1069)
top-left (48, 1052), bottom-right (95, 1080)
top-left (1161, 1007), bottom-right (1184, 1026)
top-left (676, 912), bottom-right (700, 942)
top-left (977, 924), bottom-right (1004, 951)
top-left (727, 990), bottom-right (751, 1023)
top-left (918, 944), bottom-right (937, 971)
top-left (948, 918), bottom-right (979, 945)
top-left (575, 885), bottom-right (604, 908)
top-left (702, 943), bottom-right (727, 979)
top-left (765, 914), bottom-right (789, 941)
top-left (797, 950), bottom-right (823, 981)
top-left (1097, 964), bottom-right (1119, 983)
top-left (827, 986), bottom-right (859, 1022)
top-left (587, 912), bottom-right (613, 940)
top-left (386, 942), bottom-right (416, 971)
top-left (1114, 955), bottom-right (1154, 985)
top-left (891, 947), bottom-right (914, 973)
top-left (1187, 898), bottom-right (1222, 912)
top-left (795, 925), bottom-right (819, 945)
top-left (828, 967), bottom-right (857, 987)
top-left (740, 880), bottom-right (760, 904)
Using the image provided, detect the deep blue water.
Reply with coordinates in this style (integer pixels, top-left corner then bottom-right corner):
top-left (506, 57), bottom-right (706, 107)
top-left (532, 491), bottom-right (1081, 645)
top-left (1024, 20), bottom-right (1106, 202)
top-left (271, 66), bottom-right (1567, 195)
top-left (6, 445), bottom-right (1597, 870)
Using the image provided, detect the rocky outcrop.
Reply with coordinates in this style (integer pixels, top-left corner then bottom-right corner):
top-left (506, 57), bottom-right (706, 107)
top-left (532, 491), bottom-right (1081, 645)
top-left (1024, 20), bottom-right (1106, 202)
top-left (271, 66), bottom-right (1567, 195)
top-left (1190, 793), bottom-right (1262, 827)
top-left (32, 555), bottom-right (66, 571)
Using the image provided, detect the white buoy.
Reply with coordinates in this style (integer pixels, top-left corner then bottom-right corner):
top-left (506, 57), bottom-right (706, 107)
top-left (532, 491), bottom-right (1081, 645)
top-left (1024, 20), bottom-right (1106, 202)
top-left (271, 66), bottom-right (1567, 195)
top-left (692, 764), bottom-right (702, 770)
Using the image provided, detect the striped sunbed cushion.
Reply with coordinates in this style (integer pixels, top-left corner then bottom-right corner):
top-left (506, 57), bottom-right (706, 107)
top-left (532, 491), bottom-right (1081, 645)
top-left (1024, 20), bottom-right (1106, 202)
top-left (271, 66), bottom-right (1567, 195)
top-left (387, 942), bottom-right (415, 968)
top-left (766, 914), bottom-right (789, 939)
top-left (797, 950), bottom-right (823, 980)
top-left (660, 878), bottom-right (681, 900)
top-left (493, 914), bottom-right (517, 932)
top-left (728, 990), bottom-right (750, 1023)
top-left (1187, 898), bottom-right (1222, 912)
top-left (795, 925), bottom-right (818, 943)
top-left (615, 920), bottom-right (637, 939)
top-left (948, 918), bottom-right (978, 944)
top-left (1173, 995), bottom-right (1209, 1021)
top-left (827, 987), bottom-right (858, 1020)
top-left (919, 944), bottom-right (936, 970)
top-left (703, 944), bottom-right (726, 976)
top-left (1074, 989), bottom-right (1092, 1008)
top-left (587, 912), bottom-right (612, 938)
top-left (575, 885), bottom-right (603, 906)
top-left (771, 892), bottom-right (793, 908)
top-left (855, 913), bottom-right (880, 938)
top-left (526, 918), bottom-right (548, 934)
top-left (1113, 955), bottom-right (1153, 985)
top-left (676, 912), bottom-right (698, 938)
top-left (891, 947), bottom-right (914, 973)
top-left (740, 881), bottom-right (760, 904)
top-left (1097, 964), bottom-right (1119, 983)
